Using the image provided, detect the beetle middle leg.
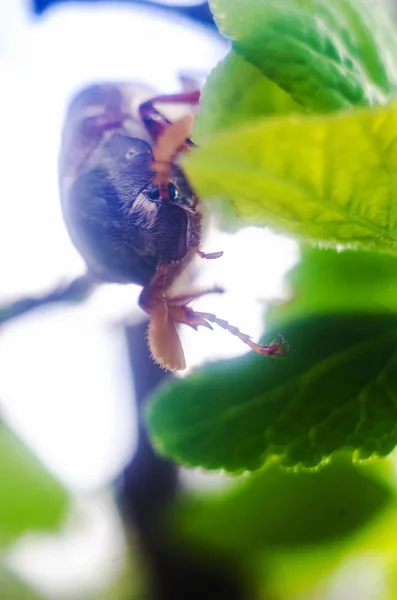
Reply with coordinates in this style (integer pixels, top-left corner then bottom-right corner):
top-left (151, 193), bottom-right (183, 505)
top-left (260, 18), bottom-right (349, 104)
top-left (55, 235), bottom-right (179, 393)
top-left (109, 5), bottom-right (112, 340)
top-left (139, 90), bottom-right (200, 142)
top-left (139, 264), bottom-right (224, 315)
top-left (139, 264), bottom-right (287, 371)
top-left (167, 286), bottom-right (224, 307)
top-left (166, 303), bottom-right (288, 357)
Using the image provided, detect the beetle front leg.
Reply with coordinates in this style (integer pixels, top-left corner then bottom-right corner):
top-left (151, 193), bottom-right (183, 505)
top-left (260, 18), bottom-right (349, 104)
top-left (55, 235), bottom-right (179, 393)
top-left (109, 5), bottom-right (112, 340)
top-left (139, 91), bottom-right (200, 201)
top-left (139, 90), bottom-right (200, 143)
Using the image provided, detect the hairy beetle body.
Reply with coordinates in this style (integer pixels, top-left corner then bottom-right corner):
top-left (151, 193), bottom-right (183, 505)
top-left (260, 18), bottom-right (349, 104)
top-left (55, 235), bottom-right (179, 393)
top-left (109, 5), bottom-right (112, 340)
top-left (59, 83), bottom-right (199, 287)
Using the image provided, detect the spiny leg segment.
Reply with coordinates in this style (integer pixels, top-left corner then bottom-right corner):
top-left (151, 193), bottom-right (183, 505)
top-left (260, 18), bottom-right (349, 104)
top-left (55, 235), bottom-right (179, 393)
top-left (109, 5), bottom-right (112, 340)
top-left (166, 304), bottom-right (288, 356)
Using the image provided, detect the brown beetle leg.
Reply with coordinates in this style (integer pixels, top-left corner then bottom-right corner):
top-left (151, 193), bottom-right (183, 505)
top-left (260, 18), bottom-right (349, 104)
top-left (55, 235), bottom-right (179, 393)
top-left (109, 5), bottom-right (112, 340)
top-left (139, 264), bottom-right (223, 314)
top-left (150, 115), bottom-right (195, 200)
top-left (139, 92), bottom-right (200, 201)
top-left (166, 304), bottom-right (288, 356)
top-left (138, 264), bottom-right (168, 312)
top-left (138, 263), bottom-right (188, 371)
top-left (139, 91), bottom-right (200, 143)
top-left (139, 265), bottom-right (287, 371)
top-left (167, 286), bottom-right (224, 306)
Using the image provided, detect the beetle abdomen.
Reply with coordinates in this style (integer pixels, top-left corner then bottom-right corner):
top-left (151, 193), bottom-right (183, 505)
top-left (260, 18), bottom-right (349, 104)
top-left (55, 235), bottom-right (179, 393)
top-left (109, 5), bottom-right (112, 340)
top-left (67, 165), bottom-right (157, 286)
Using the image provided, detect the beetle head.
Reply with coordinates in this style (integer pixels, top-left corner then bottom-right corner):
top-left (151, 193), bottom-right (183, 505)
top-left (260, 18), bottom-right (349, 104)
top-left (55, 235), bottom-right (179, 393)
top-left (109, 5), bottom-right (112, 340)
top-left (91, 132), bottom-right (154, 207)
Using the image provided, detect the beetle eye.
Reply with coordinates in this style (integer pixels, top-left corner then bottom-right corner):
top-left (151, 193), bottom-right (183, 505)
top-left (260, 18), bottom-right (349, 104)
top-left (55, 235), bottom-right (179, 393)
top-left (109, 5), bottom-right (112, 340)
top-left (168, 183), bottom-right (178, 201)
top-left (147, 185), bottom-right (160, 200)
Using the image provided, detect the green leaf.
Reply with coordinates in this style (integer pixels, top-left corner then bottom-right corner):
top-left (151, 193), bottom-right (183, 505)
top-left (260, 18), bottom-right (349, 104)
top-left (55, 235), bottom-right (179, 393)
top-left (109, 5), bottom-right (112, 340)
top-left (176, 455), bottom-right (397, 599)
top-left (185, 100), bottom-right (397, 252)
top-left (194, 50), bottom-right (300, 141)
top-left (0, 567), bottom-right (46, 600)
top-left (146, 314), bottom-right (397, 472)
top-left (210, 0), bottom-right (397, 112)
top-left (269, 246), bottom-right (397, 325)
top-left (177, 455), bottom-right (394, 554)
top-left (0, 425), bottom-right (69, 547)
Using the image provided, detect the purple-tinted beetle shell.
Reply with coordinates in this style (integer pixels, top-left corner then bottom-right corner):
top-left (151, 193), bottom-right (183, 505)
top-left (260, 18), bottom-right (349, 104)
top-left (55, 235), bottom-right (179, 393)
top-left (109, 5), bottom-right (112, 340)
top-left (59, 83), bottom-right (196, 287)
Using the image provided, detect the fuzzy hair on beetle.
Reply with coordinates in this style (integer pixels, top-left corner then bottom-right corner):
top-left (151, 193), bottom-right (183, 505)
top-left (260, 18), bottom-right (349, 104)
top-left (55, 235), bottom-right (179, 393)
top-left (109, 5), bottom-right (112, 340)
top-left (59, 82), bottom-right (287, 370)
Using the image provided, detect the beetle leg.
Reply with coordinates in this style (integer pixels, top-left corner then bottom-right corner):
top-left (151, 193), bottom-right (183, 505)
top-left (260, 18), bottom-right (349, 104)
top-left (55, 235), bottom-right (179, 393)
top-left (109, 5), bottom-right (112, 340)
top-left (138, 265), bottom-right (187, 371)
top-left (139, 91), bottom-right (200, 143)
top-left (139, 265), bottom-right (287, 370)
top-left (150, 115), bottom-right (195, 200)
top-left (166, 286), bottom-right (224, 306)
top-left (139, 266), bottom-right (223, 313)
top-left (138, 264), bottom-right (168, 312)
top-left (139, 91), bottom-right (200, 200)
top-left (166, 304), bottom-right (288, 357)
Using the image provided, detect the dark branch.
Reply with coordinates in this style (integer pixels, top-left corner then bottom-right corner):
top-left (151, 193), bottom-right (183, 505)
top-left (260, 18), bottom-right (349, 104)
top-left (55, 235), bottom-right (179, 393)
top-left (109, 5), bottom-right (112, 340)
top-left (118, 320), bottom-right (251, 599)
top-left (31, 0), bottom-right (217, 29)
top-left (0, 274), bottom-right (95, 328)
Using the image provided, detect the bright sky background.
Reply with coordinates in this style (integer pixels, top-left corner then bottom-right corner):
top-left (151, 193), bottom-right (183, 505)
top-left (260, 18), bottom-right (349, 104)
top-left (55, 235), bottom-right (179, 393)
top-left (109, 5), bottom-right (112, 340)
top-left (0, 1), bottom-right (298, 597)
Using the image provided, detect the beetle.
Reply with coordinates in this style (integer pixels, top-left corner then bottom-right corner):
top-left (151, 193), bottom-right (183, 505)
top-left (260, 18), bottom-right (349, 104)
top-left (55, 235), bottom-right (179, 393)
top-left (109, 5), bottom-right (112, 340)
top-left (59, 82), bottom-right (286, 370)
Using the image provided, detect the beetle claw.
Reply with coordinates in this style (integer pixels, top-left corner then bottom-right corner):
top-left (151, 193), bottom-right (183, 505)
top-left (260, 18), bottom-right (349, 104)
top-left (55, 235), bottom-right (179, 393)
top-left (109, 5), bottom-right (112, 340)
top-left (248, 337), bottom-right (288, 357)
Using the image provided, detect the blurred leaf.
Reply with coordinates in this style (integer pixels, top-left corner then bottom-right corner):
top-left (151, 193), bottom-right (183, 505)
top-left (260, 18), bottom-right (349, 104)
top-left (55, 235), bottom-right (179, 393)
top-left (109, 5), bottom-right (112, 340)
top-left (264, 472), bottom-right (397, 599)
top-left (176, 454), bottom-right (397, 599)
top-left (185, 100), bottom-right (397, 252)
top-left (269, 247), bottom-right (397, 325)
top-left (147, 314), bottom-right (397, 471)
top-left (0, 567), bottom-right (45, 600)
top-left (194, 50), bottom-right (300, 141)
top-left (177, 455), bottom-right (394, 554)
top-left (89, 543), bottom-right (148, 600)
top-left (0, 425), bottom-right (69, 547)
top-left (210, 0), bottom-right (397, 111)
